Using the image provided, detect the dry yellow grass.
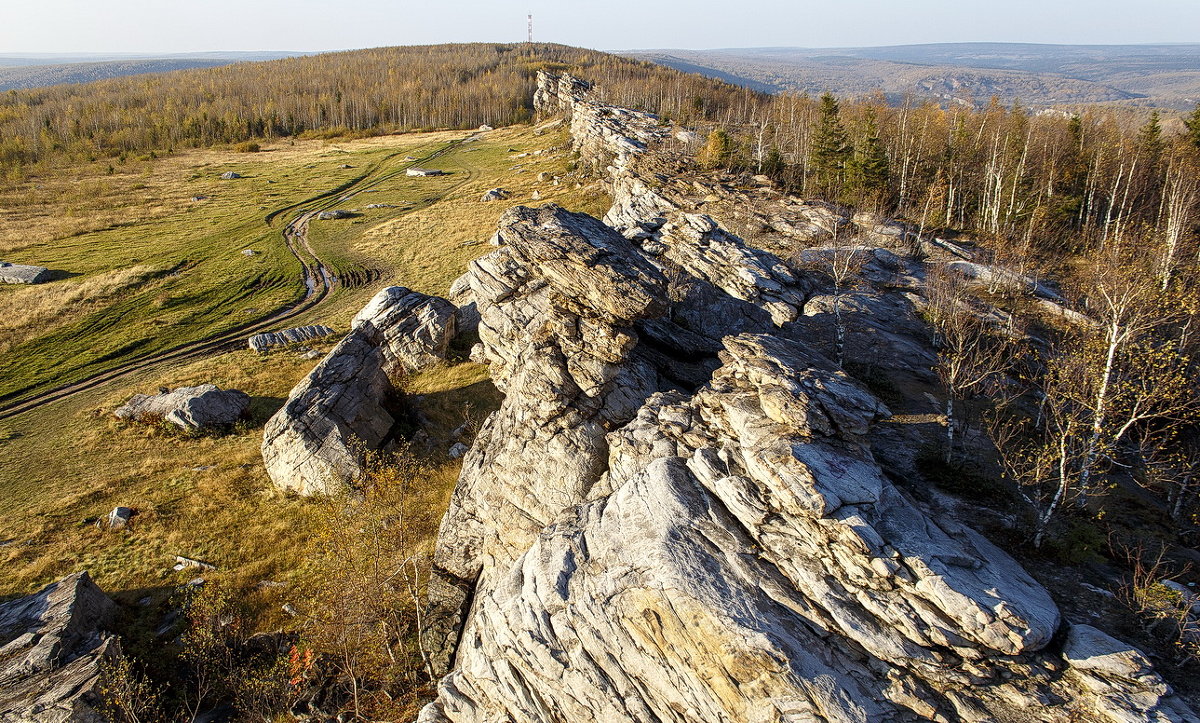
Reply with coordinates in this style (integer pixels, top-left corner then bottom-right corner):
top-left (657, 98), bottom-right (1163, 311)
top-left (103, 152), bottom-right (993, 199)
top-left (0, 264), bottom-right (171, 353)
top-left (0, 121), bottom-right (602, 641)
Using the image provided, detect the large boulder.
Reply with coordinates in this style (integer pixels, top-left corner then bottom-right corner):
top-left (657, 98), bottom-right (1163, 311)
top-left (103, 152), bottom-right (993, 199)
top-left (262, 287), bottom-right (455, 495)
top-left (261, 326), bottom-right (400, 496)
top-left (351, 286), bottom-right (456, 375)
top-left (0, 572), bottom-right (119, 723)
top-left (114, 384), bottom-right (249, 430)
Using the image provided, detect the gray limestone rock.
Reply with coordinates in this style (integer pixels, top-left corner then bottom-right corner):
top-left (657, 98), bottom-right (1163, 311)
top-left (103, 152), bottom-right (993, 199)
top-left (262, 287), bottom-right (455, 495)
top-left (351, 286), bottom-right (456, 375)
top-left (479, 188), bottom-right (509, 202)
top-left (114, 384), bottom-right (249, 430)
top-left (219, 171), bottom-right (241, 179)
top-left (0, 572), bottom-right (119, 723)
top-left (96, 507), bottom-right (133, 531)
top-left (416, 70), bottom-right (1199, 723)
top-left (261, 326), bottom-right (399, 495)
top-left (248, 325), bottom-right (338, 352)
top-left (0, 261), bottom-right (51, 284)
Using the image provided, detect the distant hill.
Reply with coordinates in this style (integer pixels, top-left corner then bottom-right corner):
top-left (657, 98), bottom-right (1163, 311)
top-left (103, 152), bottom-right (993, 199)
top-left (0, 52), bottom-right (306, 91)
top-left (0, 43), bottom-right (763, 176)
top-left (626, 43), bottom-right (1200, 109)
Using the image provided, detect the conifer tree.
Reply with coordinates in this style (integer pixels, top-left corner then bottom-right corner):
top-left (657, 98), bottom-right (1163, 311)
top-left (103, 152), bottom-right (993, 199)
top-left (1184, 102), bottom-right (1200, 151)
top-left (809, 93), bottom-right (850, 198)
top-left (845, 109), bottom-right (890, 206)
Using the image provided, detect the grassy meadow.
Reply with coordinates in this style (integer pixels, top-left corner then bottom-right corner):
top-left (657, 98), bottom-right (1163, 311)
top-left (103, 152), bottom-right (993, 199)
top-left (0, 120), bottom-right (606, 615)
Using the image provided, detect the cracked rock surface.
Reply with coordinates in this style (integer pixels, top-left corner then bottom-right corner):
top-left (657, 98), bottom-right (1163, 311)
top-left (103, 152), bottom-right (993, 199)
top-left (413, 72), bottom-right (1199, 721)
top-left (114, 384), bottom-right (249, 430)
top-left (262, 286), bottom-right (455, 495)
top-left (0, 572), bottom-right (118, 723)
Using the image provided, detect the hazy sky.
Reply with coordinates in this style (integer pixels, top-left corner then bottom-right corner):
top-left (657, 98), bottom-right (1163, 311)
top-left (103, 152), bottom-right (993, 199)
top-left (3, 0), bottom-right (1199, 53)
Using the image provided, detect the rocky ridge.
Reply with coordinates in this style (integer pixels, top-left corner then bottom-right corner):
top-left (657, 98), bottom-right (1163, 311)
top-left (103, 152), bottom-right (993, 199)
top-left (412, 72), bottom-right (1197, 722)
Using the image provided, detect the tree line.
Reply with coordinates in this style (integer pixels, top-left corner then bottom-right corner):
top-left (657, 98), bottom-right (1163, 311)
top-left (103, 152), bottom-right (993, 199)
top-left (0, 43), bottom-right (761, 180)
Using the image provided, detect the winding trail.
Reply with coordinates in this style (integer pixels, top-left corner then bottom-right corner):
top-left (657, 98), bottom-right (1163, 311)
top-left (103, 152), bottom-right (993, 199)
top-left (0, 135), bottom-right (477, 421)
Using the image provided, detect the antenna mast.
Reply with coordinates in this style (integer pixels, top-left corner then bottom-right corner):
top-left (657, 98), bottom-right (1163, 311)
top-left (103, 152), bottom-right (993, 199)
top-left (527, 13), bottom-right (533, 43)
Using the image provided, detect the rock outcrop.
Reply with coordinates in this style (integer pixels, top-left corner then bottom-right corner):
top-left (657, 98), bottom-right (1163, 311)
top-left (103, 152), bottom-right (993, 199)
top-left (0, 572), bottom-right (119, 723)
top-left (248, 324), bottom-right (338, 352)
top-left (262, 286), bottom-right (455, 495)
top-left (114, 384), bottom-right (249, 430)
top-left (416, 72), bottom-right (1197, 722)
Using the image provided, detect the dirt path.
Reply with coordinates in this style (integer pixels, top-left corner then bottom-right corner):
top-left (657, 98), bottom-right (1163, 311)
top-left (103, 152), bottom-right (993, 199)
top-left (0, 137), bottom-right (475, 421)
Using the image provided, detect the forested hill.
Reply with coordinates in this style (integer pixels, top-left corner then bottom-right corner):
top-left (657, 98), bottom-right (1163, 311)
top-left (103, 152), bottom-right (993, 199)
top-left (0, 43), bottom-right (763, 179)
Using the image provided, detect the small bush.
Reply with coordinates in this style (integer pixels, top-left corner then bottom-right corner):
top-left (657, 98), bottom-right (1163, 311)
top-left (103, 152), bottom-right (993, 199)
top-left (234, 141), bottom-right (261, 153)
top-left (1043, 518), bottom-right (1108, 565)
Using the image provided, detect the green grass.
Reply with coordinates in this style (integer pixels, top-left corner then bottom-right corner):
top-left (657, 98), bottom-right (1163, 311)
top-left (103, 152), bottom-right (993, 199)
top-left (0, 121), bottom-right (606, 609)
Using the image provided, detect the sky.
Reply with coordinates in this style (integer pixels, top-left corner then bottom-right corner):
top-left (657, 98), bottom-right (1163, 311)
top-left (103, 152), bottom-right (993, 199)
top-left (2, 0), bottom-right (1199, 54)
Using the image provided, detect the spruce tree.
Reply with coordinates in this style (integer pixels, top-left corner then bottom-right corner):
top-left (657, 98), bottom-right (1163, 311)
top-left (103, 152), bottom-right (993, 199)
top-left (845, 109), bottom-right (890, 205)
top-left (1184, 102), bottom-right (1200, 151)
top-left (1137, 110), bottom-right (1165, 169)
top-left (810, 93), bottom-right (850, 198)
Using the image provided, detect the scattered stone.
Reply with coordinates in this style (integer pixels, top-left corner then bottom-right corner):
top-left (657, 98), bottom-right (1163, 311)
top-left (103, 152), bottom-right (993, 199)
top-left (407, 167), bottom-right (446, 177)
top-left (479, 188), bottom-right (509, 202)
top-left (316, 209), bottom-right (354, 220)
top-left (530, 190), bottom-right (541, 200)
top-left (0, 261), bottom-right (51, 285)
top-left (0, 573), bottom-right (118, 723)
top-left (537, 172), bottom-right (552, 182)
top-left (303, 349), bottom-right (323, 360)
top-left (220, 171), bottom-right (242, 180)
top-left (191, 195), bottom-right (209, 201)
top-left (241, 248), bottom-right (257, 256)
top-left (448, 442), bottom-right (468, 459)
top-left (114, 384), bottom-right (250, 430)
top-left (248, 325), bottom-right (338, 352)
top-left (478, 125), bottom-right (494, 131)
top-left (282, 603), bottom-right (298, 616)
top-left (174, 555), bottom-right (216, 572)
top-left (96, 506), bottom-right (134, 531)
top-left (338, 164), bottom-right (354, 169)
top-left (365, 203), bottom-right (396, 209)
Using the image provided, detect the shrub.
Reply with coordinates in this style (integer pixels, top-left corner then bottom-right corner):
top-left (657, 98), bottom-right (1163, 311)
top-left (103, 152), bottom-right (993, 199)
top-left (234, 141), bottom-right (261, 153)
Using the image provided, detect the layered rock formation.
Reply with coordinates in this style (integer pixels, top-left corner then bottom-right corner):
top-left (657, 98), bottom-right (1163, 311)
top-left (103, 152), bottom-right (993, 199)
top-left (0, 572), bottom-right (119, 723)
top-left (416, 72), bottom-right (1197, 722)
top-left (262, 286), bottom-right (454, 495)
top-left (247, 324), bottom-right (338, 352)
top-left (114, 384), bottom-right (250, 430)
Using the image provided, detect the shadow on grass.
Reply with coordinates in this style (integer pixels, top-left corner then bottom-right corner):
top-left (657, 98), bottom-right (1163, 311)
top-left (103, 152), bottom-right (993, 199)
top-left (43, 269), bottom-right (84, 282)
top-left (247, 396), bottom-right (286, 425)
